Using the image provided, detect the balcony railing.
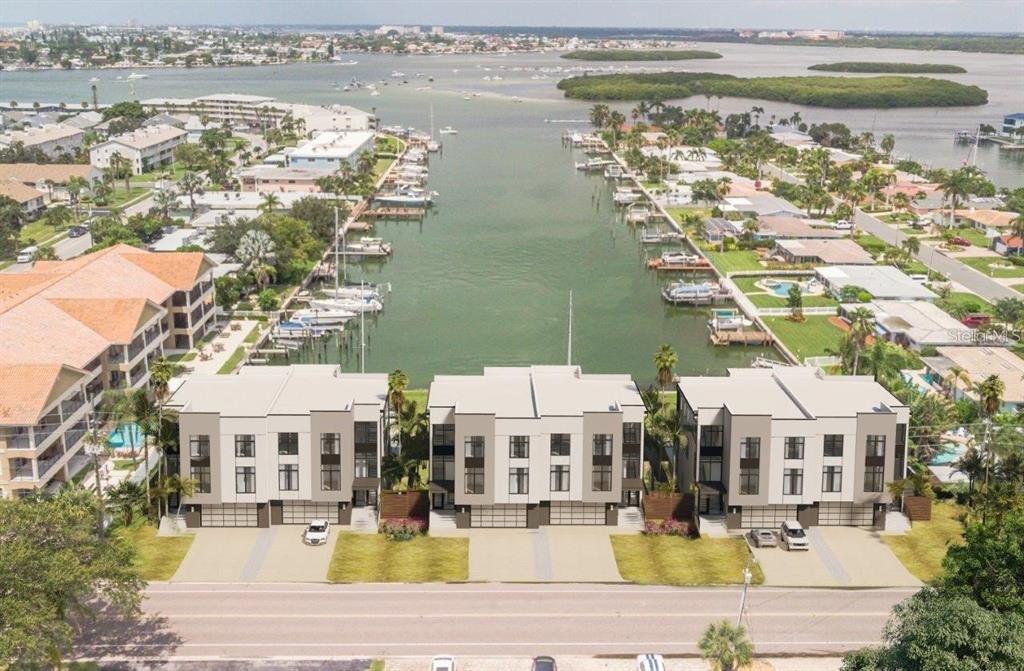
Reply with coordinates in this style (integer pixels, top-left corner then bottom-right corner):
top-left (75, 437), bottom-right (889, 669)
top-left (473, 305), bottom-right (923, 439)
top-left (107, 346), bottom-right (126, 364)
top-left (127, 334), bottom-right (147, 361)
top-left (1, 429), bottom-right (32, 450)
top-left (189, 305), bottom-right (204, 327)
top-left (129, 362), bottom-right (148, 387)
top-left (65, 420), bottom-right (88, 451)
top-left (60, 394), bottom-right (85, 420)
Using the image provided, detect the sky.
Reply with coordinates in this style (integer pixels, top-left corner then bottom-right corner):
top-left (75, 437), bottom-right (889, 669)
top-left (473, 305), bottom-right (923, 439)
top-left (1, 0), bottom-right (1022, 33)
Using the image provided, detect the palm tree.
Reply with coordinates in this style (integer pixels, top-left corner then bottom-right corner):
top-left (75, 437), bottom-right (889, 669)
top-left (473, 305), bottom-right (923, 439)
top-left (236, 229), bottom-right (277, 289)
top-left (105, 479), bottom-right (147, 526)
top-left (846, 307), bottom-right (876, 375)
top-left (66, 175), bottom-right (88, 221)
top-left (258, 192), bottom-right (282, 214)
top-left (976, 374), bottom-right (1005, 418)
top-left (952, 446), bottom-right (985, 498)
top-left (786, 284), bottom-right (804, 322)
top-left (109, 151), bottom-right (132, 195)
top-left (698, 621), bottom-right (754, 671)
top-left (163, 473), bottom-right (198, 517)
top-left (943, 365), bottom-right (972, 399)
top-left (589, 104), bottom-right (611, 129)
top-left (880, 133), bottom-right (896, 162)
top-left (937, 167), bottom-right (980, 227)
top-left (153, 187), bottom-right (178, 220)
top-left (654, 344), bottom-right (678, 390)
top-left (356, 149), bottom-right (376, 176)
top-left (388, 369), bottom-right (410, 451)
top-left (901, 236), bottom-right (921, 257)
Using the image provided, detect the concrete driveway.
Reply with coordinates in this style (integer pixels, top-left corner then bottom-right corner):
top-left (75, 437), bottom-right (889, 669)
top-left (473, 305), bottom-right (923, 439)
top-left (469, 527), bottom-right (622, 582)
top-left (171, 526), bottom-right (334, 583)
top-left (749, 527), bottom-right (920, 587)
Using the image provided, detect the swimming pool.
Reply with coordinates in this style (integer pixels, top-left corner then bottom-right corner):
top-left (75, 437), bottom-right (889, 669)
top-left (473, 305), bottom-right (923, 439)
top-left (108, 422), bottom-right (144, 451)
top-left (930, 442), bottom-right (966, 466)
top-left (768, 281), bottom-right (801, 297)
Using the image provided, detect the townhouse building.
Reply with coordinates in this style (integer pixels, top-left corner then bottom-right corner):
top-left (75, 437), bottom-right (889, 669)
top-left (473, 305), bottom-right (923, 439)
top-left (90, 124), bottom-right (188, 175)
top-left (0, 245), bottom-right (216, 498)
top-left (165, 366), bottom-right (389, 527)
top-left (676, 367), bottom-right (909, 530)
top-left (427, 366), bottom-right (646, 528)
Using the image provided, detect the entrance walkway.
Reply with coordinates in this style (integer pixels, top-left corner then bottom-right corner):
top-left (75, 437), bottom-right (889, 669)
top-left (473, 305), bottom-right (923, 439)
top-left (468, 527), bottom-right (622, 582)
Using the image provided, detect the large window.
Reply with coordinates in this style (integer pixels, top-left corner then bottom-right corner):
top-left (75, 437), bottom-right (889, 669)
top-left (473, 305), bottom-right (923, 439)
top-left (235, 466), bottom-right (255, 494)
top-left (740, 437), bottom-right (760, 460)
top-left (785, 437), bottom-right (805, 460)
top-left (864, 465), bottom-right (884, 492)
top-left (592, 434), bottom-right (613, 457)
top-left (550, 465), bottom-right (570, 492)
top-left (700, 425), bottom-right (724, 449)
top-left (739, 468), bottom-right (759, 495)
top-left (623, 423), bottom-right (642, 445)
top-left (783, 468), bottom-right (804, 495)
top-left (189, 435), bottom-right (210, 458)
top-left (432, 455), bottom-right (455, 481)
top-left (699, 456), bottom-right (722, 482)
top-left (432, 424), bottom-right (455, 447)
top-left (278, 432), bottom-right (299, 456)
top-left (278, 464), bottom-right (299, 491)
top-left (464, 467), bottom-right (484, 494)
top-left (320, 432), bottom-right (340, 455)
top-left (592, 465), bottom-right (613, 492)
top-left (823, 465), bottom-right (843, 493)
top-left (191, 465), bottom-right (211, 493)
top-left (321, 464), bottom-right (341, 491)
top-left (824, 434), bottom-right (844, 458)
top-left (623, 452), bottom-right (641, 479)
top-left (234, 434), bottom-right (255, 458)
top-left (866, 435), bottom-right (886, 458)
top-left (464, 436), bottom-right (485, 458)
top-left (550, 433), bottom-right (571, 457)
top-left (354, 422), bottom-right (377, 446)
top-left (354, 452), bottom-right (376, 478)
top-left (509, 467), bottom-right (529, 494)
top-left (509, 436), bottom-right (530, 459)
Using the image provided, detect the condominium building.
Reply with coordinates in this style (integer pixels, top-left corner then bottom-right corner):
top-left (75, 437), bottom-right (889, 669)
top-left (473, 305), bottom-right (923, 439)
top-left (238, 165), bottom-right (333, 193)
top-left (141, 95), bottom-right (375, 132)
top-left (428, 366), bottom-right (646, 528)
top-left (90, 124), bottom-right (188, 175)
top-left (165, 366), bottom-right (389, 527)
top-left (676, 367), bottom-right (909, 529)
top-left (0, 123), bottom-right (85, 159)
top-left (287, 131), bottom-right (375, 171)
top-left (0, 245), bottom-right (217, 498)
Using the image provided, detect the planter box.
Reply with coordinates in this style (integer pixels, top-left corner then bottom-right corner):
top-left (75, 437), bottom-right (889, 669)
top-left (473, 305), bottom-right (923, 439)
top-left (903, 495), bottom-right (932, 522)
top-left (643, 492), bottom-right (694, 522)
top-left (380, 490), bottom-right (429, 520)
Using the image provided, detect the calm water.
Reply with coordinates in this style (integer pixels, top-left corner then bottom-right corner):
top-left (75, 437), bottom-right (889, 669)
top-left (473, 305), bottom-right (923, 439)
top-left (3, 45), bottom-right (1021, 385)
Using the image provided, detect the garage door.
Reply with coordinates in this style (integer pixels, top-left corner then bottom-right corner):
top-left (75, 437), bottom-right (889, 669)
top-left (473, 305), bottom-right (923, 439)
top-left (819, 502), bottom-right (874, 526)
top-left (471, 504), bottom-right (527, 528)
top-left (740, 505), bottom-right (797, 529)
top-left (202, 503), bottom-right (258, 527)
top-left (282, 501), bottom-right (338, 524)
top-left (550, 502), bottom-right (606, 525)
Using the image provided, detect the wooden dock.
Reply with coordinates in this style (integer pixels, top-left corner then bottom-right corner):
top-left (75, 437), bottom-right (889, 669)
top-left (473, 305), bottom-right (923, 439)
top-left (362, 208), bottom-right (425, 220)
top-left (646, 259), bottom-right (713, 272)
top-left (710, 330), bottom-right (774, 346)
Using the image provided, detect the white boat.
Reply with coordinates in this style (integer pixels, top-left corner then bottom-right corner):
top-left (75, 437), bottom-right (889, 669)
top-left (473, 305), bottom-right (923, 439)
top-left (291, 308), bottom-right (356, 326)
top-left (641, 232), bottom-right (684, 244)
top-left (320, 285), bottom-right (385, 300)
top-left (88, 76), bottom-right (100, 83)
top-left (337, 60), bottom-right (358, 66)
top-left (126, 72), bottom-right (148, 80)
top-left (376, 186), bottom-right (434, 206)
top-left (310, 297), bottom-right (383, 314)
top-left (576, 158), bottom-right (615, 171)
top-left (662, 281), bottom-right (728, 305)
top-left (708, 309), bottom-right (753, 331)
top-left (660, 251), bottom-right (701, 265)
top-left (370, 90), bottom-right (381, 97)
top-left (613, 189), bottom-right (641, 205)
top-left (391, 71), bottom-right (405, 78)
top-left (438, 126), bottom-right (458, 135)
top-left (426, 139), bottom-right (441, 152)
top-left (345, 237), bottom-right (392, 256)
top-left (273, 320), bottom-right (334, 338)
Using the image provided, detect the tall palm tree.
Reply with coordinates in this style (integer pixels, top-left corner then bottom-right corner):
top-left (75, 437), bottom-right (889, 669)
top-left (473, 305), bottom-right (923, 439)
top-left (902, 236), bottom-right (921, 257)
top-left (178, 171), bottom-right (204, 216)
top-left (943, 365), bottom-right (972, 399)
top-left (387, 369), bottom-right (410, 452)
top-left (952, 446), bottom-right (985, 498)
top-left (654, 344), bottom-right (678, 390)
top-left (698, 621), bottom-right (754, 671)
top-left (259, 192), bottom-right (282, 214)
top-left (589, 104), bottom-right (611, 129)
top-left (976, 374), bottom-right (1005, 418)
top-left (153, 187), bottom-right (178, 220)
top-left (846, 307), bottom-right (876, 376)
top-left (108, 151), bottom-right (132, 195)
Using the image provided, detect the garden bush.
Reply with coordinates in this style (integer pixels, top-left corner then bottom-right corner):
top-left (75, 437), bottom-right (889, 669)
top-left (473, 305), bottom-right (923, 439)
top-left (379, 517), bottom-right (426, 541)
top-left (642, 519), bottom-right (694, 537)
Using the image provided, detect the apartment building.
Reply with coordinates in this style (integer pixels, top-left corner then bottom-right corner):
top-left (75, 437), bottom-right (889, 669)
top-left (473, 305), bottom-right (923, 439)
top-left (90, 124), bottom-right (188, 175)
top-left (428, 366), bottom-right (646, 528)
top-left (0, 123), bottom-right (86, 159)
top-left (0, 245), bottom-right (217, 498)
top-left (287, 131), bottom-right (375, 171)
top-left (676, 367), bottom-right (909, 530)
top-left (165, 366), bottom-right (389, 527)
top-left (141, 95), bottom-right (374, 132)
top-left (238, 165), bottom-right (333, 193)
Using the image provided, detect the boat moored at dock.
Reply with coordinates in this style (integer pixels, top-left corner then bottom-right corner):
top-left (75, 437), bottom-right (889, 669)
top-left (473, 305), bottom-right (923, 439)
top-left (662, 280), bottom-right (731, 305)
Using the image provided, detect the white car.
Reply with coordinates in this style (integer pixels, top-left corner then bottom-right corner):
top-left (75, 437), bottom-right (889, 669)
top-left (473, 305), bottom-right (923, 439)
top-left (636, 654), bottom-right (666, 671)
top-left (303, 519), bottom-right (330, 546)
top-left (779, 520), bottom-right (810, 551)
top-left (431, 655), bottom-right (456, 671)
top-left (832, 220), bottom-right (853, 231)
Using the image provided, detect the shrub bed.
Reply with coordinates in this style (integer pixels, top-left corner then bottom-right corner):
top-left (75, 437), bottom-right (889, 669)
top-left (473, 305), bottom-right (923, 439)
top-left (379, 517), bottom-right (426, 541)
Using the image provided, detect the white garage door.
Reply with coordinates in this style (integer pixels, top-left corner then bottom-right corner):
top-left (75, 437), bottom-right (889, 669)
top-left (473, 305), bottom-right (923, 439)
top-left (471, 504), bottom-right (527, 528)
top-left (202, 503), bottom-right (259, 527)
top-left (740, 505), bottom-right (797, 529)
top-left (282, 501), bottom-right (338, 524)
top-left (819, 502), bottom-right (874, 526)
top-left (550, 502), bottom-right (606, 525)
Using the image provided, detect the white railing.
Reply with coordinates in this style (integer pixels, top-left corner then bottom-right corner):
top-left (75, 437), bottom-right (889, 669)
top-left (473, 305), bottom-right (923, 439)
top-left (756, 306), bottom-right (838, 317)
top-left (804, 355), bottom-right (842, 367)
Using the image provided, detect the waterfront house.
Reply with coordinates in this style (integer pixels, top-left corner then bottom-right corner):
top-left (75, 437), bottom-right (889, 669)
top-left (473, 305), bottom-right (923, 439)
top-left (724, 193), bottom-right (804, 219)
top-left (287, 131), bottom-right (375, 171)
top-left (703, 217), bottom-right (743, 243)
top-left (757, 216), bottom-right (843, 240)
top-left (90, 124), bottom-right (188, 175)
top-left (676, 367), bottom-right (909, 530)
top-left (165, 366), bottom-right (389, 527)
top-left (0, 124), bottom-right (85, 159)
top-left (951, 208), bottom-right (1018, 231)
top-left (816, 265), bottom-right (937, 301)
top-left (0, 179), bottom-right (46, 219)
top-left (921, 346), bottom-right (1024, 412)
top-left (238, 165), bottom-right (334, 193)
top-left (427, 365), bottom-right (646, 527)
top-left (844, 300), bottom-right (991, 350)
top-left (61, 111), bottom-right (104, 132)
top-left (774, 239), bottom-right (874, 265)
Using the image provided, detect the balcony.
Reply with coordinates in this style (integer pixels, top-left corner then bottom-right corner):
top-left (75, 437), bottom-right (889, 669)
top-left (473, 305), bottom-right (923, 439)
top-left (65, 420), bottom-right (88, 452)
top-left (107, 345), bottom-right (127, 365)
top-left (144, 323), bottom-right (163, 345)
top-left (129, 361), bottom-right (148, 387)
top-left (1, 428), bottom-right (32, 451)
top-left (172, 291), bottom-right (188, 308)
top-left (189, 304), bottom-right (204, 328)
top-left (60, 393), bottom-right (86, 420)
top-left (173, 313), bottom-right (189, 329)
top-left (127, 334), bottom-right (147, 361)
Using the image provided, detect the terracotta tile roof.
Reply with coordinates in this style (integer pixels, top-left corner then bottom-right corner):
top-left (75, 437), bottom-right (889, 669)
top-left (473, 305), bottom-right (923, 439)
top-left (0, 163), bottom-right (97, 184)
top-left (998, 235), bottom-right (1024, 247)
top-left (121, 251), bottom-right (214, 291)
top-left (0, 179), bottom-right (45, 205)
top-left (47, 298), bottom-right (162, 343)
top-left (0, 363), bottom-right (88, 426)
top-left (955, 209), bottom-right (1018, 228)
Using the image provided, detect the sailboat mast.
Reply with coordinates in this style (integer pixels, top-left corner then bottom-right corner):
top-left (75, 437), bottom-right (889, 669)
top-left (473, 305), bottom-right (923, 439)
top-left (360, 280), bottom-right (366, 373)
top-left (567, 289), bottom-right (573, 365)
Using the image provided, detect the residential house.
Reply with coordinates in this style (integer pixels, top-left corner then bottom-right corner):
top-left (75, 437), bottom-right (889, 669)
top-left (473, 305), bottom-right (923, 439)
top-left (0, 179), bottom-right (46, 218)
top-left (816, 265), bottom-right (937, 301)
top-left (993, 233), bottom-right (1024, 256)
top-left (0, 163), bottom-right (100, 202)
top-left (703, 217), bottom-right (743, 243)
top-left (757, 216), bottom-right (843, 240)
top-left (90, 124), bottom-right (188, 175)
top-left (846, 300), bottom-right (992, 350)
top-left (922, 346), bottom-right (1024, 412)
top-left (724, 193), bottom-right (805, 219)
top-left (0, 124), bottom-right (86, 159)
top-left (61, 111), bottom-right (104, 131)
top-left (774, 239), bottom-right (874, 265)
top-left (238, 165), bottom-right (334, 193)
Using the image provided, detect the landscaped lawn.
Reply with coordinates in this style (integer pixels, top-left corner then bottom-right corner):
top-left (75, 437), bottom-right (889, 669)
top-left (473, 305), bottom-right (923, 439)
top-left (217, 346), bottom-right (246, 374)
top-left (705, 250), bottom-right (762, 274)
top-left (732, 276), bottom-right (838, 308)
top-left (935, 291), bottom-right (994, 317)
top-left (664, 207), bottom-right (709, 230)
top-left (328, 533), bottom-right (468, 583)
top-left (120, 523), bottom-right (195, 581)
top-left (18, 220), bottom-right (60, 245)
top-left (405, 389), bottom-right (428, 409)
top-left (953, 227), bottom-right (990, 248)
top-left (611, 535), bottom-right (764, 586)
top-left (130, 164), bottom-right (189, 184)
top-left (104, 186), bottom-right (151, 209)
top-left (959, 256), bottom-right (1024, 278)
top-left (763, 315), bottom-right (844, 360)
top-left (882, 501), bottom-right (965, 583)
top-left (373, 157), bottom-right (395, 180)
top-left (852, 233), bottom-right (889, 258)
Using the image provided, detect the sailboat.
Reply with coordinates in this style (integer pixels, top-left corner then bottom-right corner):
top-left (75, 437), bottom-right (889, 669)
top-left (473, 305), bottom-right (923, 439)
top-left (426, 103), bottom-right (441, 153)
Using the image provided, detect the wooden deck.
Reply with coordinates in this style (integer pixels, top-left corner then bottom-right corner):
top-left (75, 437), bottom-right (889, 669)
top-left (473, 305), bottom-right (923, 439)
top-left (710, 330), bottom-right (774, 346)
top-left (361, 208), bottom-right (425, 220)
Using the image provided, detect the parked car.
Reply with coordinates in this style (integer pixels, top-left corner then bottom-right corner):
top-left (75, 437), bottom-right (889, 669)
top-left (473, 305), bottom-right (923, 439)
top-left (747, 528), bottom-right (777, 548)
top-left (431, 656), bottom-right (455, 671)
top-left (16, 246), bottom-right (37, 263)
top-left (302, 519), bottom-right (330, 546)
top-left (68, 226), bottom-right (87, 238)
top-left (636, 654), bottom-right (666, 671)
top-left (779, 520), bottom-right (810, 551)
top-left (950, 236), bottom-right (971, 247)
top-left (832, 220), bottom-right (853, 230)
top-left (532, 656), bottom-right (557, 671)
top-left (962, 313), bottom-right (991, 328)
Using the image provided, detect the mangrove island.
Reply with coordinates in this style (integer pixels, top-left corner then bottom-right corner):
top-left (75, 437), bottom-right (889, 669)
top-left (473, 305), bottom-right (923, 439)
top-left (808, 62), bottom-right (968, 74)
top-left (560, 49), bottom-right (723, 61)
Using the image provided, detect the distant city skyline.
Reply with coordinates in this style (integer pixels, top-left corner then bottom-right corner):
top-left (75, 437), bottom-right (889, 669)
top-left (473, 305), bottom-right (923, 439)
top-left (2, 0), bottom-right (1023, 33)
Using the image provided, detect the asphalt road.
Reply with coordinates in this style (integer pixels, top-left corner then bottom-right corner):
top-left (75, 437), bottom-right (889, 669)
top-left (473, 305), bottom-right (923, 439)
top-left (74, 583), bottom-right (915, 662)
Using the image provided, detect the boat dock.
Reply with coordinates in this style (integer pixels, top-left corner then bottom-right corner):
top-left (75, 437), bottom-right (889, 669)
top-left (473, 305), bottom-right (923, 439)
top-left (362, 207), bottom-right (425, 220)
top-left (710, 330), bottom-right (774, 346)
top-left (646, 258), bottom-right (713, 271)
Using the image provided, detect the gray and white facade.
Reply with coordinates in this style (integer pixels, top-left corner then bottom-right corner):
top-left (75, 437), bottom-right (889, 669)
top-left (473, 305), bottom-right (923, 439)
top-left (676, 367), bottom-right (909, 530)
top-left (166, 366), bottom-right (388, 527)
top-left (427, 366), bottom-right (646, 528)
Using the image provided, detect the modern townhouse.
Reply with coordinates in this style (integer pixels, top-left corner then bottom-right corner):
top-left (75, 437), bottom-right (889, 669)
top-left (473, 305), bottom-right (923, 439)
top-left (90, 124), bottom-right (188, 175)
top-left (427, 365), bottom-right (646, 528)
top-left (0, 245), bottom-right (217, 498)
top-left (164, 366), bottom-right (389, 527)
top-left (0, 123), bottom-right (86, 159)
top-left (676, 367), bottom-right (909, 530)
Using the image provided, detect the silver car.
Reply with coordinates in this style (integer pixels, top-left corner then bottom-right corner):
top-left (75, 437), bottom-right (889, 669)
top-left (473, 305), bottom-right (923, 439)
top-left (747, 528), bottom-right (777, 548)
top-left (780, 520), bottom-right (810, 551)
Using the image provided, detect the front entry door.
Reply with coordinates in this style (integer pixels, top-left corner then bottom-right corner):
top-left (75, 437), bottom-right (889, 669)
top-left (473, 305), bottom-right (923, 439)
top-left (354, 490), bottom-right (377, 507)
top-left (622, 490), bottom-right (640, 507)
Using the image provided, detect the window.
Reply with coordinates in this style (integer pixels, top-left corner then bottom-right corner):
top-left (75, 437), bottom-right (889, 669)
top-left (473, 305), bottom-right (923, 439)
top-left (866, 435), bottom-right (886, 458)
top-left (354, 422), bottom-right (377, 446)
top-left (739, 468), bottom-right (759, 495)
top-left (864, 465), bottom-right (884, 492)
top-left (550, 433), bottom-right (571, 457)
top-left (700, 425), bottom-right (724, 448)
top-left (191, 465), bottom-right (211, 493)
top-left (699, 456), bottom-right (722, 482)
top-left (235, 466), bottom-right (255, 494)
top-left (432, 424), bottom-right (454, 447)
top-left (320, 433), bottom-right (340, 455)
top-left (509, 436), bottom-right (530, 459)
top-left (783, 468), bottom-right (804, 495)
top-left (464, 435), bottom-right (485, 458)
top-left (824, 434), bottom-right (844, 457)
top-left (509, 467), bottom-right (529, 494)
top-left (464, 467), bottom-right (484, 494)
top-left (321, 464), bottom-right (341, 491)
top-left (432, 455), bottom-right (455, 481)
top-left (278, 464), bottom-right (299, 491)
top-left (785, 437), bottom-right (805, 460)
top-left (278, 432), bottom-right (298, 456)
top-left (550, 465), bottom-right (570, 491)
top-left (823, 465), bottom-right (843, 493)
top-left (623, 452), bottom-right (641, 479)
top-left (592, 434), bottom-right (613, 457)
top-left (623, 423), bottom-right (642, 445)
top-left (234, 434), bottom-right (255, 458)
top-left (740, 437), bottom-right (760, 460)
top-left (354, 452), bottom-right (376, 478)
top-left (189, 435), bottom-right (210, 458)
top-left (896, 424), bottom-right (907, 448)
top-left (592, 465), bottom-right (613, 491)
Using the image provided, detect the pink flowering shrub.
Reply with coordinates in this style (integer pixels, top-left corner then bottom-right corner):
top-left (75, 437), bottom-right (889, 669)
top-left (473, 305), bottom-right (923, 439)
top-left (641, 519), bottom-right (692, 537)
top-left (379, 517), bottom-right (427, 541)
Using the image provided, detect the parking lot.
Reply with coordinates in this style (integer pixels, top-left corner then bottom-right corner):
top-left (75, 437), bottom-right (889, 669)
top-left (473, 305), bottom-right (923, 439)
top-left (171, 526), bottom-right (334, 583)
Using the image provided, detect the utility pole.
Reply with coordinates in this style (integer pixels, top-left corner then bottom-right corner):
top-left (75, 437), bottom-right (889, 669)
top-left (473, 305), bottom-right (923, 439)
top-left (737, 566), bottom-right (753, 626)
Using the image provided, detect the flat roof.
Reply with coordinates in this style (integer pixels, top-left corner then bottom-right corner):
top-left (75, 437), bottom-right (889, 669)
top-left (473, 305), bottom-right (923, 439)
top-left (858, 300), bottom-right (982, 346)
top-left (776, 239), bottom-right (874, 264)
top-left (759, 216), bottom-right (842, 239)
top-left (290, 131), bottom-right (375, 160)
top-left (930, 346), bottom-right (1024, 403)
top-left (816, 265), bottom-right (937, 300)
top-left (95, 124), bottom-right (187, 150)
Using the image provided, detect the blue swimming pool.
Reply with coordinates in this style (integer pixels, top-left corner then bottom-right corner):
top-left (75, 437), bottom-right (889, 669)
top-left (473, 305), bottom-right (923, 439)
top-left (768, 281), bottom-right (800, 297)
top-left (108, 422), bottom-right (144, 450)
top-left (930, 442), bottom-right (966, 466)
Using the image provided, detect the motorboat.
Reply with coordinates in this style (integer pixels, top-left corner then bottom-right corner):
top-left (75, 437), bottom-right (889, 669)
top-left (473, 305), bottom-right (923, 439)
top-left (310, 297), bottom-right (384, 314)
top-left (336, 60), bottom-right (358, 66)
top-left (376, 186), bottom-right (434, 206)
top-left (438, 126), bottom-right (458, 135)
top-left (391, 71), bottom-right (406, 78)
top-left (660, 251), bottom-right (701, 265)
top-left (89, 76), bottom-right (100, 83)
top-left (370, 90), bottom-right (381, 97)
top-left (291, 308), bottom-right (356, 326)
top-left (426, 139), bottom-right (441, 152)
top-left (662, 281), bottom-right (728, 305)
top-left (575, 158), bottom-right (615, 171)
top-left (320, 285), bottom-right (386, 300)
top-left (708, 308), bottom-right (752, 332)
top-left (641, 231), bottom-right (685, 244)
top-left (126, 72), bottom-right (148, 80)
top-left (272, 320), bottom-right (334, 338)
top-left (613, 188), bottom-right (641, 205)
top-left (345, 237), bottom-right (392, 256)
